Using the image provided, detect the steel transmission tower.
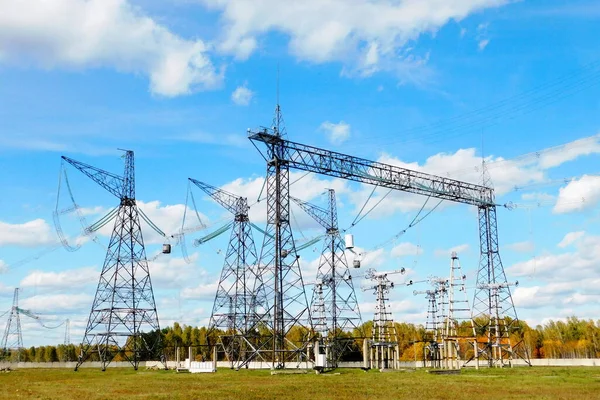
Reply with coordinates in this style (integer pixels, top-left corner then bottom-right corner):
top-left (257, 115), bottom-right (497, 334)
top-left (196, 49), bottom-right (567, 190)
top-left (1, 288), bottom-right (23, 360)
top-left (64, 319), bottom-right (71, 345)
top-left (247, 111), bottom-right (524, 369)
top-left (62, 151), bottom-right (162, 371)
top-left (189, 178), bottom-right (265, 369)
top-left (244, 105), bottom-right (313, 369)
top-left (444, 252), bottom-right (477, 369)
top-left (471, 159), bottom-right (528, 367)
top-left (291, 189), bottom-right (362, 365)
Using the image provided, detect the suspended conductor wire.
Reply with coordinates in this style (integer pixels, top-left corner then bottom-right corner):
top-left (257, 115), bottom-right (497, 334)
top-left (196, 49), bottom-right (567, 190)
top-left (347, 184), bottom-right (378, 230)
top-left (0, 309), bottom-right (9, 319)
top-left (345, 188), bottom-right (393, 230)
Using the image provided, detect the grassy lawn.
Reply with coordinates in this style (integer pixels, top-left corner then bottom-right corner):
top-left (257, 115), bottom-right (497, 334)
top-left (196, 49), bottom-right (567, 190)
top-left (1, 366), bottom-right (599, 400)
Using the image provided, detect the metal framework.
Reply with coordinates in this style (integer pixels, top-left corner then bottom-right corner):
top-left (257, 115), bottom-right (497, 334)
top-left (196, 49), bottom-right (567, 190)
top-left (248, 126), bottom-right (524, 367)
top-left (291, 189), bottom-right (362, 366)
top-left (63, 151), bottom-right (162, 371)
top-left (243, 106), bottom-right (313, 369)
top-left (362, 269), bottom-right (403, 369)
top-left (1, 288), bottom-right (23, 360)
top-left (189, 178), bottom-right (265, 369)
top-left (414, 288), bottom-right (443, 368)
top-left (444, 252), bottom-right (477, 369)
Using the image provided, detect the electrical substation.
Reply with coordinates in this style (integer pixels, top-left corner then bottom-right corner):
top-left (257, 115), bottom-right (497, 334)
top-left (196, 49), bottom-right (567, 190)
top-left (1, 103), bottom-right (536, 373)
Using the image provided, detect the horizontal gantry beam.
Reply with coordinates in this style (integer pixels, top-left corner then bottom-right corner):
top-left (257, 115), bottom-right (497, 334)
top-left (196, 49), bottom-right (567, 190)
top-left (249, 131), bottom-right (495, 207)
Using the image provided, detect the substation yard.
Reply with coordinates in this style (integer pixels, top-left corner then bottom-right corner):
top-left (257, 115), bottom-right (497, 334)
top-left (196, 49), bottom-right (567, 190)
top-left (0, 367), bottom-right (599, 400)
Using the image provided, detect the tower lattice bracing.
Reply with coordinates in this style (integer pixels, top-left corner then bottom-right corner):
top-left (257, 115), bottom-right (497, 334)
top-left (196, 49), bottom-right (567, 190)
top-left (292, 189), bottom-right (362, 366)
top-left (363, 269), bottom-right (402, 370)
top-left (189, 179), bottom-right (265, 369)
top-left (63, 151), bottom-right (162, 371)
top-left (243, 105), bottom-right (312, 369)
top-left (414, 288), bottom-right (442, 367)
top-left (1, 288), bottom-right (23, 360)
top-left (247, 115), bottom-right (525, 369)
top-left (444, 252), bottom-right (477, 369)
top-left (471, 205), bottom-right (527, 367)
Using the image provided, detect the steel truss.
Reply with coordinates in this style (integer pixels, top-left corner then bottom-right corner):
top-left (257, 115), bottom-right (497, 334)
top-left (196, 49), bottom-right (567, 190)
top-left (189, 179), bottom-right (266, 369)
top-left (1, 289), bottom-right (23, 361)
top-left (63, 151), bottom-right (162, 371)
top-left (242, 106), bottom-right (313, 369)
top-left (292, 189), bottom-right (362, 367)
top-left (248, 126), bottom-right (525, 368)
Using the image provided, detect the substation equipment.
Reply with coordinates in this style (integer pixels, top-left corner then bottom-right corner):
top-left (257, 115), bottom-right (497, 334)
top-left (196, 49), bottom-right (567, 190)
top-left (361, 268), bottom-right (406, 370)
top-left (291, 189), bottom-right (363, 369)
top-left (246, 103), bottom-right (528, 369)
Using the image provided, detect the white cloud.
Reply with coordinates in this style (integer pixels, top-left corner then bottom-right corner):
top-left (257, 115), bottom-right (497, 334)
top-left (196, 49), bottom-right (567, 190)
top-left (149, 253), bottom-right (205, 289)
top-left (553, 175), bottom-right (600, 214)
top-left (0, 0), bottom-right (223, 96)
top-left (203, 0), bottom-right (510, 82)
top-left (20, 293), bottom-right (93, 313)
top-left (231, 84), bottom-right (254, 106)
top-left (20, 266), bottom-right (99, 290)
top-left (391, 242), bottom-right (423, 258)
top-left (557, 231), bottom-right (585, 248)
top-left (505, 241), bottom-right (534, 253)
top-left (0, 219), bottom-right (55, 247)
top-left (478, 39), bottom-right (489, 50)
top-left (320, 121), bottom-right (351, 145)
top-left (435, 244), bottom-right (469, 258)
top-left (0, 260), bottom-right (7, 274)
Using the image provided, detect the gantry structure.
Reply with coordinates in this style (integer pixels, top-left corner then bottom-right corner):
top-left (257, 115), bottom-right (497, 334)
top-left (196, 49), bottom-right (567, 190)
top-left (248, 104), bottom-right (524, 368)
top-left (291, 189), bottom-right (362, 367)
top-left (189, 178), bottom-right (265, 369)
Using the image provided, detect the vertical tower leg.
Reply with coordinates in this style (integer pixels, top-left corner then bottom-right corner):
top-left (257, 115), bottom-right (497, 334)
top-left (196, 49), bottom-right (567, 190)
top-left (471, 205), bottom-right (528, 367)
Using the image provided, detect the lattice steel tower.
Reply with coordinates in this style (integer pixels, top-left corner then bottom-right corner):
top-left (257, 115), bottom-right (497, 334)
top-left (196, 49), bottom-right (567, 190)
top-left (189, 178), bottom-right (265, 369)
top-left (471, 159), bottom-right (527, 367)
top-left (244, 105), bottom-right (312, 369)
top-left (291, 189), bottom-right (362, 365)
top-left (62, 151), bottom-right (162, 371)
top-left (1, 288), bottom-right (23, 360)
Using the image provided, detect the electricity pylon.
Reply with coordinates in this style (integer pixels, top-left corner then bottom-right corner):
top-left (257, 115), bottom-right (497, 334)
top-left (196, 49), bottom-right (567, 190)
top-left (244, 105), bottom-right (313, 369)
top-left (1, 288), bottom-right (23, 361)
top-left (189, 178), bottom-right (265, 369)
top-left (62, 151), bottom-right (162, 371)
top-left (362, 268), bottom-right (404, 370)
top-left (291, 189), bottom-right (362, 366)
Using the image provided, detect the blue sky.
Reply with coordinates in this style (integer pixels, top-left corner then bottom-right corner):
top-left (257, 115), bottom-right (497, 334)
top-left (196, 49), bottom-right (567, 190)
top-left (1, 0), bottom-right (600, 346)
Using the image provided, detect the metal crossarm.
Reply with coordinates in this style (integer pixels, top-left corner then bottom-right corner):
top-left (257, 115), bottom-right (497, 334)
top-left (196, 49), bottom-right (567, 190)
top-left (249, 131), bottom-right (495, 207)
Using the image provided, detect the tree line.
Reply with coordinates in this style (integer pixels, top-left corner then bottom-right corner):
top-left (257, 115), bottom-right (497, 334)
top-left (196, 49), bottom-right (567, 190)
top-left (2, 317), bottom-right (599, 362)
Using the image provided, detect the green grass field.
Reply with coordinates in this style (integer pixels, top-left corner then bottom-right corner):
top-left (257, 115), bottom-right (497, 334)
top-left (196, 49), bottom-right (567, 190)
top-left (1, 367), bottom-right (599, 400)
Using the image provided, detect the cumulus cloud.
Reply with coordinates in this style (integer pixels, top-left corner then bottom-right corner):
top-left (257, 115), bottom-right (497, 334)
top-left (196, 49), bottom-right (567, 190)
top-left (0, 0), bottom-right (223, 96)
top-left (391, 242), bottom-right (423, 258)
top-left (0, 219), bottom-right (55, 247)
top-left (557, 231), bottom-right (585, 248)
top-left (20, 267), bottom-right (99, 290)
top-left (320, 121), bottom-right (351, 145)
top-left (231, 84), bottom-right (254, 105)
top-left (203, 0), bottom-right (511, 82)
top-left (20, 293), bottom-right (93, 313)
top-left (553, 175), bottom-right (600, 214)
